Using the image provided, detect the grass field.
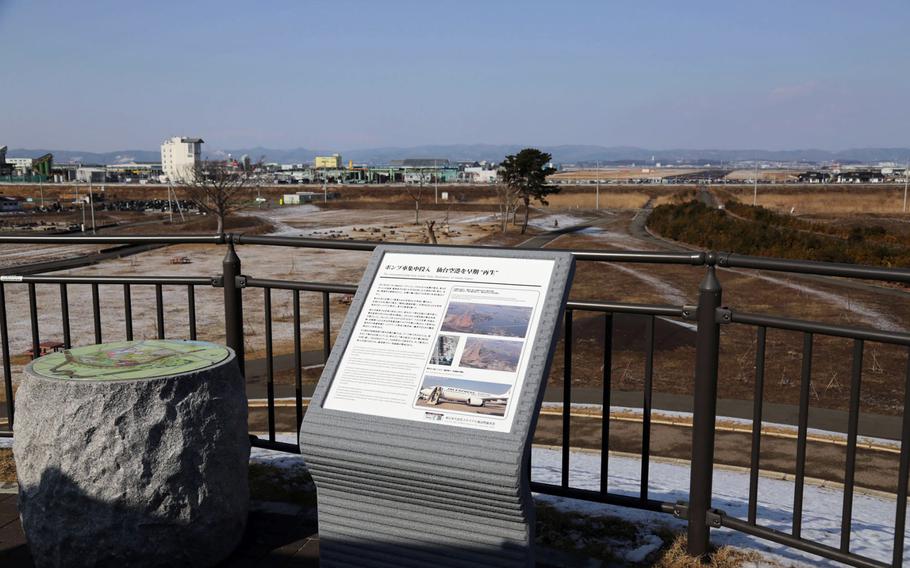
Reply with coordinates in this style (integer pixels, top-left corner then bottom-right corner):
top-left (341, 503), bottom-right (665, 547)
top-left (721, 184), bottom-right (910, 215)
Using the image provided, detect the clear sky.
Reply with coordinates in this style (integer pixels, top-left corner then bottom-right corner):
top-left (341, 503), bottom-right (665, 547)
top-left (1, 0), bottom-right (908, 152)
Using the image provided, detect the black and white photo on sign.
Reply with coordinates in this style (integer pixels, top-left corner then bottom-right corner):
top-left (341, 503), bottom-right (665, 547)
top-left (428, 334), bottom-right (459, 366)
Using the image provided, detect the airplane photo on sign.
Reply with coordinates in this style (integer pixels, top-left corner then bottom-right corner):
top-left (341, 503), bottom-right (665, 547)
top-left (415, 376), bottom-right (512, 417)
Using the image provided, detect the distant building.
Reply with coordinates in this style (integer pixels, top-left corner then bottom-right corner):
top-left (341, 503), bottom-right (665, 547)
top-left (797, 171), bottom-right (831, 184)
top-left (76, 167), bottom-right (106, 183)
top-left (390, 158), bottom-right (449, 168)
top-left (31, 153), bottom-right (53, 177)
top-left (106, 162), bottom-right (163, 182)
top-left (0, 146), bottom-right (10, 176)
top-left (0, 196), bottom-right (22, 212)
top-left (160, 137), bottom-right (203, 183)
top-left (6, 157), bottom-right (33, 175)
top-left (464, 166), bottom-right (498, 183)
top-left (2, 154), bottom-right (52, 177)
top-left (314, 154), bottom-right (342, 169)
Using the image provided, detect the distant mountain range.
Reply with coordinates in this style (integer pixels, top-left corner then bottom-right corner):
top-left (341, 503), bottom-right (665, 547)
top-left (6, 145), bottom-right (910, 166)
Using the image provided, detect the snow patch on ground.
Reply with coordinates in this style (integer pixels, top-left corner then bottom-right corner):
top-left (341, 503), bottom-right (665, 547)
top-left (606, 263), bottom-right (690, 306)
top-left (527, 214), bottom-right (590, 230)
top-left (242, 205), bottom-right (320, 236)
top-left (531, 447), bottom-right (909, 567)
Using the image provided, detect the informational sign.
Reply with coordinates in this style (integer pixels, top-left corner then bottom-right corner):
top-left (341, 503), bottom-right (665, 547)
top-left (323, 252), bottom-right (556, 432)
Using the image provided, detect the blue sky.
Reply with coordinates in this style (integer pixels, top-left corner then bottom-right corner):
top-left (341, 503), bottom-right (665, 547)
top-left (1, 0), bottom-right (908, 151)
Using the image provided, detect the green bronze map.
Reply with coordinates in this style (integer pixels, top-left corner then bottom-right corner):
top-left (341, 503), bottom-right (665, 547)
top-left (30, 340), bottom-right (230, 381)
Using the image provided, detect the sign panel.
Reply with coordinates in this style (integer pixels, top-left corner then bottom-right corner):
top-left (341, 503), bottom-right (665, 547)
top-left (323, 251), bottom-right (556, 432)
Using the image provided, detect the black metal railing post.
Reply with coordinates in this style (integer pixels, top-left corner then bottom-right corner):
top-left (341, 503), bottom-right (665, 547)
top-left (687, 253), bottom-right (723, 557)
top-left (222, 239), bottom-right (245, 375)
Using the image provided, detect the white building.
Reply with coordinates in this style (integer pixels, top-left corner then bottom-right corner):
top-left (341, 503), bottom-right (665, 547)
top-left (160, 137), bottom-right (203, 183)
top-left (76, 167), bottom-right (106, 183)
top-left (464, 166), bottom-right (498, 183)
top-left (6, 157), bottom-right (33, 175)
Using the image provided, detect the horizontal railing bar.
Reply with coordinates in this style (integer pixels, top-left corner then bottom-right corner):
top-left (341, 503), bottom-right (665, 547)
top-left (235, 234), bottom-right (377, 251)
top-left (721, 516), bottom-right (888, 568)
top-left (572, 250), bottom-right (704, 264)
top-left (243, 278), bottom-right (357, 294)
top-left (567, 300), bottom-right (686, 317)
top-left (0, 275), bottom-right (215, 286)
top-left (4, 233), bottom-right (910, 283)
top-left (530, 482), bottom-right (674, 514)
top-left (730, 310), bottom-right (910, 346)
top-left (720, 252), bottom-right (910, 284)
top-left (0, 235), bottom-right (224, 245)
top-left (250, 436), bottom-right (300, 454)
top-left (236, 234), bottom-right (706, 264)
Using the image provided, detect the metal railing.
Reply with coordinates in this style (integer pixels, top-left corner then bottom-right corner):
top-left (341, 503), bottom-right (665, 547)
top-left (1, 233), bottom-right (909, 567)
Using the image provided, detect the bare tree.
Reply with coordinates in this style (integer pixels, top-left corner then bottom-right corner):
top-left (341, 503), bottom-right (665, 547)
top-left (404, 176), bottom-right (425, 225)
top-left (495, 182), bottom-right (519, 232)
top-left (425, 220), bottom-right (437, 244)
top-left (183, 159), bottom-right (261, 233)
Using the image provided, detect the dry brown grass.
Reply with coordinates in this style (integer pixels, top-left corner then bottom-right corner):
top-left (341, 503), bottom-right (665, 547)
top-left (470, 191), bottom-right (650, 210)
top-left (546, 191), bottom-right (650, 209)
top-left (723, 187), bottom-right (910, 215)
top-left (0, 448), bottom-right (14, 483)
top-left (653, 535), bottom-right (768, 568)
top-left (724, 169), bottom-right (799, 182)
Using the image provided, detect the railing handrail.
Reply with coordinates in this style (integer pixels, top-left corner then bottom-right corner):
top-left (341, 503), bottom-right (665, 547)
top-left (2, 232), bottom-right (910, 283)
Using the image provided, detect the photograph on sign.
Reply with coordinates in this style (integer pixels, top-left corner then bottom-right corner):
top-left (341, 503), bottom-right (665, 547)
top-left (459, 338), bottom-right (522, 372)
top-left (322, 251), bottom-right (555, 432)
top-left (428, 334), bottom-right (459, 366)
top-left (441, 303), bottom-right (532, 338)
top-left (415, 376), bottom-right (511, 417)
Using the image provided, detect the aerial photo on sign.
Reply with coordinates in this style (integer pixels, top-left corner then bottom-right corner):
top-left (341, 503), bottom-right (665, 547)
top-left (415, 376), bottom-right (511, 417)
top-left (440, 302), bottom-right (532, 338)
top-left (459, 337), bottom-right (523, 372)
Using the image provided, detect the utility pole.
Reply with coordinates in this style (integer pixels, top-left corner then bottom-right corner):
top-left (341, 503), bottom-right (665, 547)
top-left (903, 159), bottom-right (909, 213)
top-left (753, 158), bottom-right (758, 206)
top-left (323, 177), bottom-right (327, 204)
top-left (167, 181), bottom-right (174, 223)
top-left (80, 197), bottom-right (86, 232)
top-left (434, 159), bottom-right (438, 205)
top-left (88, 181), bottom-right (96, 234)
top-left (596, 161), bottom-right (600, 209)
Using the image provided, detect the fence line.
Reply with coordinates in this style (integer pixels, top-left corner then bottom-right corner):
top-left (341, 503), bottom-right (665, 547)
top-left (1, 233), bottom-right (909, 567)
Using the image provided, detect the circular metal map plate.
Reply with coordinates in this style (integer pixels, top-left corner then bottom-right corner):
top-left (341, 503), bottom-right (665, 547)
top-left (28, 340), bottom-right (232, 382)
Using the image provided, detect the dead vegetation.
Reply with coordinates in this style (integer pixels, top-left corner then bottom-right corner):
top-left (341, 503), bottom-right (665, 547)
top-left (653, 535), bottom-right (768, 568)
top-left (0, 448), bottom-right (14, 483)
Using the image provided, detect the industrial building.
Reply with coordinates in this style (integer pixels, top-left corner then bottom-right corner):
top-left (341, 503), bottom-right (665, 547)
top-left (0, 146), bottom-right (10, 176)
top-left (160, 137), bottom-right (203, 183)
top-left (0, 196), bottom-right (22, 212)
top-left (314, 154), bottom-right (342, 169)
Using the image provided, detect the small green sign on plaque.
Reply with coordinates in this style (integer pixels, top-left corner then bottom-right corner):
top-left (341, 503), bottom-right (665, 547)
top-left (30, 340), bottom-right (231, 382)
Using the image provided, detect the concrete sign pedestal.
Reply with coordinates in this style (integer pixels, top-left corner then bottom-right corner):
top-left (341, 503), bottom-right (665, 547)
top-left (13, 339), bottom-right (249, 568)
top-left (301, 245), bottom-right (575, 567)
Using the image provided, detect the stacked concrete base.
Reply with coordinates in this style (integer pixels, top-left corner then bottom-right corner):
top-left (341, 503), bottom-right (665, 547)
top-left (301, 413), bottom-right (535, 567)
